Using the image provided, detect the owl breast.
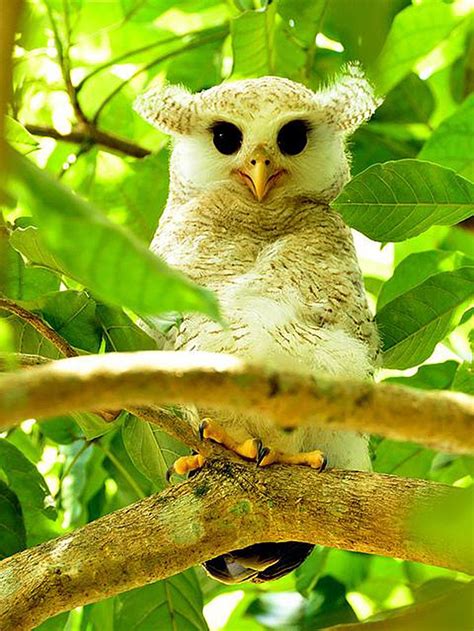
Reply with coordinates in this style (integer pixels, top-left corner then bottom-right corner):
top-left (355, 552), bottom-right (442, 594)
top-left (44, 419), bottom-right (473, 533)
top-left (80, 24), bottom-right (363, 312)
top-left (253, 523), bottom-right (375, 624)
top-left (152, 193), bottom-right (378, 382)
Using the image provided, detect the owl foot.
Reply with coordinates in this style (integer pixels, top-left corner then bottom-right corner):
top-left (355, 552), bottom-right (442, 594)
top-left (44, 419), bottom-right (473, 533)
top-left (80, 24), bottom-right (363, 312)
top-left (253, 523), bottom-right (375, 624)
top-left (199, 418), bottom-right (262, 461)
top-left (166, 454), bottom-right (205, 482)
top-left (256, 446), bottom-right (327, 471)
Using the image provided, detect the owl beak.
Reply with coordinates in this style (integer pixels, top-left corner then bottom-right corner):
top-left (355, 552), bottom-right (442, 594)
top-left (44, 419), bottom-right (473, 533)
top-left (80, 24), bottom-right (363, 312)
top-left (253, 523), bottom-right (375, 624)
top-left (238, 153), bottom-right (282, 202)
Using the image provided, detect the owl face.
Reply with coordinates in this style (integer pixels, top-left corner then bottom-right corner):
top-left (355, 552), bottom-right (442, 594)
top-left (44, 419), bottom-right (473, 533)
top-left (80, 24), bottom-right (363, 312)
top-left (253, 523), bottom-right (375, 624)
top-left (135, 65), bottom-right (380, 205)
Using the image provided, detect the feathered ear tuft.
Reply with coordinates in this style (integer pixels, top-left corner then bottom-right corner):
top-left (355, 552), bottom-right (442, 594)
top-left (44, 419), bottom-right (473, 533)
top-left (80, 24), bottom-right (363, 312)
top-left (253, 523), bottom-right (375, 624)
top-left (133, 84), bottom-right (197, 135)
top-left (316, 63), bottom-right (382, 134)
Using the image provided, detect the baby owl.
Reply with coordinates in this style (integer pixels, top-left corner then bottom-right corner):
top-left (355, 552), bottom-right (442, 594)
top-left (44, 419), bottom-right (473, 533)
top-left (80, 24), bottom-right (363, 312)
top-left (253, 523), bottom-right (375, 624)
top-left (134, 64), bottom-right (380, 584)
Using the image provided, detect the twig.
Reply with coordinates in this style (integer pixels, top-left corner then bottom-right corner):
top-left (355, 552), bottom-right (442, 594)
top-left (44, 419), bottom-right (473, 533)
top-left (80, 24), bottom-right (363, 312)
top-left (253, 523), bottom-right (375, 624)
top-left (92, 26), bottom-right (228, 124)
top-left (0, 298), bottom-right (78, 358)
top-left (24, 124), bottom-right (151, 159)
top-left (0, 351), bottom-right (472, 454)
top-left (75, 31), bottom-right (195, 92)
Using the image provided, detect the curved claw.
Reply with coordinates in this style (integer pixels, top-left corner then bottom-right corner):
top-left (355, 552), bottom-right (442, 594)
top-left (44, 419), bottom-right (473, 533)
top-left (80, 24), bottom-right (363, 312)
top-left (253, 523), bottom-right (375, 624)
top-left (256, 445), bottom-right (270, 467)
top-left (199, 419), bottom-right (209, 441)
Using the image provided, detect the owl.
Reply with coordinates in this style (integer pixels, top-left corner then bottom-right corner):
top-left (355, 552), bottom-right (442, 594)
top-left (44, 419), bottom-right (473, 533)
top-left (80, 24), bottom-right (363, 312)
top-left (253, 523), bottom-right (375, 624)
top-left (134, 64), bottom-right (381, 584)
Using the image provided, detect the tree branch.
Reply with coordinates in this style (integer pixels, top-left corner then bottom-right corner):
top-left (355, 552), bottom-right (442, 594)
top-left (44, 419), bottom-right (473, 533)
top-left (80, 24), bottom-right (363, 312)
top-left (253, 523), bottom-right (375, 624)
top-left (0, 298), bottom-right (78, 358)
top-left (24, 124), bottom-right (151, 159)
top-left (0, 351), bottom-right (472, 454)
top-left (0, 462), bottom-right (470, 630)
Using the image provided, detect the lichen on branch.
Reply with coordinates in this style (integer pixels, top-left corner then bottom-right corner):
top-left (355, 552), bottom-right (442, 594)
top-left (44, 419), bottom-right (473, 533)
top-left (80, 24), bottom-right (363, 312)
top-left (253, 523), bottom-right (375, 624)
top-left (0, 461), bottom-right (470, 631)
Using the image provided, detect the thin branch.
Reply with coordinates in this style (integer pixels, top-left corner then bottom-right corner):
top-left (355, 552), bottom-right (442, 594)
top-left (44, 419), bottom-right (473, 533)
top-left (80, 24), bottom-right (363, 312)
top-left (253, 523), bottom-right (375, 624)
top-left (0, 351), bottom-right (472, 454)
top-left (0, 462), bottom-right (470, 630)
top-left (44, 3), bottom-right (87, 125)
top-left (24, 123), bottom-right (151, 159)
top-left (0, 298), bottom-right (78, 358)
top-left (75, 31), bottom-right (196, 92)
top-left (92, 26), bottom-right (228, 124)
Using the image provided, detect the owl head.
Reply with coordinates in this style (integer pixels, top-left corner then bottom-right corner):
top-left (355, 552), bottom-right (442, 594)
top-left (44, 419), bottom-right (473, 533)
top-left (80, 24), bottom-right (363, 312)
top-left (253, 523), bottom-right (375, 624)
top-left (134, 64), bottom-right (380, 205)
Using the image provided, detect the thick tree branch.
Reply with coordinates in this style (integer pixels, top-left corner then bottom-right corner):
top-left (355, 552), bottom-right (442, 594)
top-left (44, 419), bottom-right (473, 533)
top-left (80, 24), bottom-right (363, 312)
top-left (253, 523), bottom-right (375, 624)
top-left (24, 124), bottom-right (151, 159)
top-left (0, 351), bottom-right (472, 454)
top-left (0, 462), bottom-right (470, 630)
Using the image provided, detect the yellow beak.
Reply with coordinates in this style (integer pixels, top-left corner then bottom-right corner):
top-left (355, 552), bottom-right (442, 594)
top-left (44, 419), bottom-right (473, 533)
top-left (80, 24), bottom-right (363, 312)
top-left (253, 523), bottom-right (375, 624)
top-left (239, 153), bottom-right (282, 202)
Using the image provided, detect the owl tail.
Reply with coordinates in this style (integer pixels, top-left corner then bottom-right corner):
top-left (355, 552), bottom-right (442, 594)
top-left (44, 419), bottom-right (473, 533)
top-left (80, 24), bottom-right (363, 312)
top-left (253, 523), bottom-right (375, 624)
top-left (203, 541), bottom-right (314, 584)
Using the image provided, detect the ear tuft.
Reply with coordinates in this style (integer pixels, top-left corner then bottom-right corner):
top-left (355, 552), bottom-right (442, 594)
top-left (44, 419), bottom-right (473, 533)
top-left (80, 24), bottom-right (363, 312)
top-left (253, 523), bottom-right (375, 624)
top-left (316, 62), bottom-right (382, 133)
top-left (133, 84), bottom-right (196, 135)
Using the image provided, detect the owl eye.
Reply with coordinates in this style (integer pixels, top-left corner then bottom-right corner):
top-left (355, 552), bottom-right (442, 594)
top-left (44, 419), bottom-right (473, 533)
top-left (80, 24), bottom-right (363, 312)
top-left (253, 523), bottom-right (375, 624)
top-left (211, 121), bottom-right (243, 155)
top-left (277, 120), bottom-right (309, 156)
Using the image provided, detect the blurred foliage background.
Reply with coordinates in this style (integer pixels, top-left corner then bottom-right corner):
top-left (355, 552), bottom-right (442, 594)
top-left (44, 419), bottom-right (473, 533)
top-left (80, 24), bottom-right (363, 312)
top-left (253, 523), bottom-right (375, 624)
top-left (1, 0), bottom-right (473, 629)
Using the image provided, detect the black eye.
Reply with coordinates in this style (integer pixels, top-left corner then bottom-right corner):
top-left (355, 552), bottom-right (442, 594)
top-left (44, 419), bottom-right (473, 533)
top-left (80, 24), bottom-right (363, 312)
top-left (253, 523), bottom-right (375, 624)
top-left (277, 120), bottom-right (309, 156)
top-left (211, 121), bottom-right (243, 155)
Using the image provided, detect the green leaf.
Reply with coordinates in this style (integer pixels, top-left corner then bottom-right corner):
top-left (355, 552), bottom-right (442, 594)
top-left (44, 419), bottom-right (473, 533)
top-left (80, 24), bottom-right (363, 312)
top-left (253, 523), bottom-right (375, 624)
top-left (0, 439), bottom-right (58, 545)
top-left (40, 416), bottom-right (82, 445)
top-left (71, 412), bottom-right (113, 441)
top-left (4, 117), bottom-right (38, 153)
top-left (419, 94), bottom-right (474, 180)
top-left (277, 0), bottom-right (327, 46)
top-left (61, 442), bottom-right (108, 528)
top-left (80, 151), bottom-right (170, 243)
top-left (295, 547), bottom-right (329, 597)
top-left (370, 1), bottom-right (464, 94)
top-left (377, 250), bottom-right (474, 309)
top-left (376, 266), bottom-right (474, 369)
top-left (0, 479), bottom-right (27, 559)
top-left (7, 151), bottom-right (220, 319)
top-left (385, 360), bottom-right (459, 391)
top-left (115, 570), bottom-right (208, 631)
top-left (30, 290), bottom-right (102, 353)
top-left (374, 440), bottom-right (434, 478)
top-left (122, 415), bottom-right (187, 490)
top-left (374, 73), bottom-right (435, 124)
top-left (96, 304), bottom-right (156, 352)
top-left (2, 240), bottom-right (60, 300)
top-left (333, 160), bottom-right (474, 243)
top-left (9, 225), bottom-right (64, 274)
top-left (230, 5), bottom-right (276, 78)
top-left (0, 312), bottom-right (62, 359)
top-left (451, 362), bottom-right (474, 395)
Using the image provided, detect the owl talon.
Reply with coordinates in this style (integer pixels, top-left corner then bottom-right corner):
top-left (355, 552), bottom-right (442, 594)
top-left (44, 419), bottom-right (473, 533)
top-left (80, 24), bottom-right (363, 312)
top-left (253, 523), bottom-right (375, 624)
top-left (257, 448), bottom-right (327, 470)
top-left (166, 454), bottom-right (206, 483)
top-left (256, 445), bottom-right (270, 467)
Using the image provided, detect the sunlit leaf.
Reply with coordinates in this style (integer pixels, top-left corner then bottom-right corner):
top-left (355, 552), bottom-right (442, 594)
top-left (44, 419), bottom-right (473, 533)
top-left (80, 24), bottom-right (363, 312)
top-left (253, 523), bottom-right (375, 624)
top-left (333, 160), bottom-right (474, 243)
top-left (377, 250), bottom-right (474, 309)
top-left (370, 2), bottom-right (464, 94)
top-left (384, 360), bottom-right (459, 391)
top-left (377, 266), bottom-right (474, 369)
top-left (4, 117), bottom-right (38, 153)
top-left (230, 5), bottom-right (276, 78)
top-left (7, 151), bottom-right (220, 319)
top-left (2, 241), bottom-right (60, 300)
top-left (277, 0), bottom-right (327, 46)
top-left (419, 93), bottom-right (474, 180)
top-left (9, 225), bottom-right (64, 275)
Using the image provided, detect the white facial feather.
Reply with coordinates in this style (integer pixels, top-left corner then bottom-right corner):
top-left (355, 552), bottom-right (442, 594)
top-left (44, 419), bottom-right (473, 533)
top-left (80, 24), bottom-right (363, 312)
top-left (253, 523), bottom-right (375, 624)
top-left (172, 110), bottom-right (348, 202)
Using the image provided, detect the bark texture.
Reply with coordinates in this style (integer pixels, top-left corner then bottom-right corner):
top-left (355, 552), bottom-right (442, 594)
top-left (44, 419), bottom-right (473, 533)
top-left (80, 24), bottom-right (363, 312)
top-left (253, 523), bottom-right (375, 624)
top-left (0, 351), bottom-right (472, 454)
top-left (0, 462), bottom-right (470, 631)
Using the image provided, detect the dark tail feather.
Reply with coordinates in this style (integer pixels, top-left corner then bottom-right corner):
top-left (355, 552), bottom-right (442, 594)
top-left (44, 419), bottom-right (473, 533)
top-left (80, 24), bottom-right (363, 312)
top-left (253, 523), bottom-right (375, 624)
top-left (203, 542), bottom-right (314, 584)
